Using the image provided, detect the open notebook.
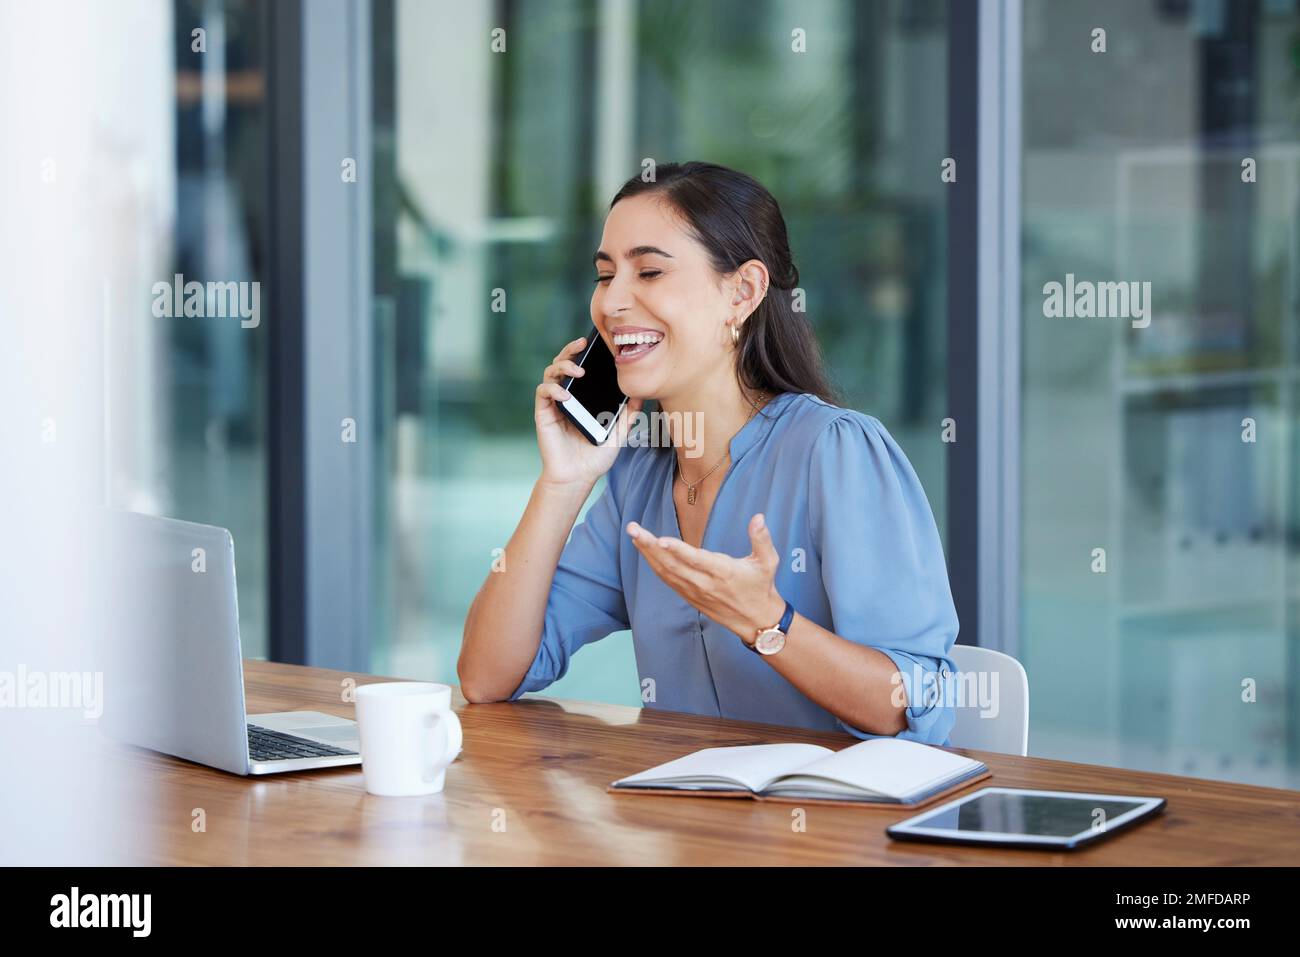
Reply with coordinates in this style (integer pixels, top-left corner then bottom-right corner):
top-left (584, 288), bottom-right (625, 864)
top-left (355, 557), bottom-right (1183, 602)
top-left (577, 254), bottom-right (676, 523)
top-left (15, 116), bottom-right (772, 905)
top-left (609, 738), bottom-right (990, 808)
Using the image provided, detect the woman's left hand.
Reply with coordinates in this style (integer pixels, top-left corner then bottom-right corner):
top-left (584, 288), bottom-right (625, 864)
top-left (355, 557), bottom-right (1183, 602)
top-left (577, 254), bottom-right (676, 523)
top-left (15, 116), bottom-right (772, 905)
top-left (626, 513), bottom-right (787, 643)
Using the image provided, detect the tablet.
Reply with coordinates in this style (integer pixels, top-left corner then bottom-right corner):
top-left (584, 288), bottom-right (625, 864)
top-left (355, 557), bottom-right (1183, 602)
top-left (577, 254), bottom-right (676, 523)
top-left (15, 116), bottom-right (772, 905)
top-left (886, 787), bottom-right (1166, 850)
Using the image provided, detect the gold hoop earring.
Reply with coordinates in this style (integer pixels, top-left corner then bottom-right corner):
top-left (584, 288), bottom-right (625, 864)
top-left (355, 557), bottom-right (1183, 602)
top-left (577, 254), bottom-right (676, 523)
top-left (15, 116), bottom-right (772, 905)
top-left (731, 323), bottom-right (740, 346)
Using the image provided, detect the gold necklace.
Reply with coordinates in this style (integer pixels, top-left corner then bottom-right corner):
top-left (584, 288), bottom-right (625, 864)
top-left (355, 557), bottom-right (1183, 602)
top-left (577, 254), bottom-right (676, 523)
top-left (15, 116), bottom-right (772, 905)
top-left (676, 392), bottom-right (769, 505)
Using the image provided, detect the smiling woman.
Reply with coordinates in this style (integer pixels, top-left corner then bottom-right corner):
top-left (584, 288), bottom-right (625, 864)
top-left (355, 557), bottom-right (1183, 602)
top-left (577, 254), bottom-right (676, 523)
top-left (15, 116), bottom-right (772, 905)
top-left (591, 167), bottom-right (836, 410)
top-left (457, 161), bottom-right (960, 745)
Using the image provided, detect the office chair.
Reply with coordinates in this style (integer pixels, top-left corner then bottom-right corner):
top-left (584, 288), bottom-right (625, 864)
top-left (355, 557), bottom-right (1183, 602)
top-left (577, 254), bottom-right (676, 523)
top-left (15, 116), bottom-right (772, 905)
top-left (946, 645), bottom-right (1030, 756)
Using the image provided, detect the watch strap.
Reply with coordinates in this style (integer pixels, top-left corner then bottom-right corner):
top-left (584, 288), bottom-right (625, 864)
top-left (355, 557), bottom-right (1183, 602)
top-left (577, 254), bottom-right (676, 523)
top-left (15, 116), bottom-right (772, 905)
top-left (776, 599), bottom-right (794, 634)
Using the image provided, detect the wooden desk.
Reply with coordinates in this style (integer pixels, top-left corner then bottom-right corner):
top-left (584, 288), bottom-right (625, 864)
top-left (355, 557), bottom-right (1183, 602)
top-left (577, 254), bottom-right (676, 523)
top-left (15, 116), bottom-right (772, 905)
top-left (114, 660), bottom-right (1300, 865)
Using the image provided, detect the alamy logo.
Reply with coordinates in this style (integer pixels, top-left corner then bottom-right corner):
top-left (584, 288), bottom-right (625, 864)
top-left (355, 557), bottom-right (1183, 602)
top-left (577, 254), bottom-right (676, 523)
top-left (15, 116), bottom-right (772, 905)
top-left (0, 665), bottom-right (102, 719)
top-left (594, 408), bottom-right (705, 458)
top-left (890, 665), bottom-right (1001, 718)
top-left (151, 273), bottom-right (261, 328)
top-left (1042, 273), bottom-right (1151, 328)
top-left (50, 887), bottom-right (151, 937)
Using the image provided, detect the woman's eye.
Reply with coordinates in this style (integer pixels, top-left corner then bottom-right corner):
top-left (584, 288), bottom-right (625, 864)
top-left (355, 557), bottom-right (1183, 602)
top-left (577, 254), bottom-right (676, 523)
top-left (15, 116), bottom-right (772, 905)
top-left (593, 270), bottom-right (660, 284)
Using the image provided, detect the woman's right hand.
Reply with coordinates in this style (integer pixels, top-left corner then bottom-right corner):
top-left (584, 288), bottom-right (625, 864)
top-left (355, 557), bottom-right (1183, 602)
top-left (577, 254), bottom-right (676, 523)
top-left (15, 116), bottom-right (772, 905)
top-left (535, 335), bottom-right (643, 489)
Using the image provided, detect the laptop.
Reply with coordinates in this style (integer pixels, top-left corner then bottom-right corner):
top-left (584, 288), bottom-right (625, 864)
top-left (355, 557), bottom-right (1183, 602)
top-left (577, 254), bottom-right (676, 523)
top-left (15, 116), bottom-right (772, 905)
top-left (96, 510), bottom-right (362, 775)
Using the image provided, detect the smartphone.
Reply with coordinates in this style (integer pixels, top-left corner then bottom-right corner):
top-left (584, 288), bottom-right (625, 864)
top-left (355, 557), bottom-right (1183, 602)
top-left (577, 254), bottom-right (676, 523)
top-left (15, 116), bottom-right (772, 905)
top-left (557, 326), bottom-right (629, 445)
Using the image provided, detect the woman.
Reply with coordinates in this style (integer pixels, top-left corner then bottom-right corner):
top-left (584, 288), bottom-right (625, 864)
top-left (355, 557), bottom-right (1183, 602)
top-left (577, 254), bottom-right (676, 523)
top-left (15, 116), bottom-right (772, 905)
top-left (458, 161), bottom-right (958, 744)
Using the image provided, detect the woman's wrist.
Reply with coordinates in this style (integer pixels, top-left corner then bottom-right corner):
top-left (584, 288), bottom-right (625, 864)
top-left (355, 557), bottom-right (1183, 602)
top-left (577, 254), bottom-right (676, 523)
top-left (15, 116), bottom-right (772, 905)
top-left (738, 588), bottom-right (788, 644)
top-left (535, 474), bottom-right (596, 509)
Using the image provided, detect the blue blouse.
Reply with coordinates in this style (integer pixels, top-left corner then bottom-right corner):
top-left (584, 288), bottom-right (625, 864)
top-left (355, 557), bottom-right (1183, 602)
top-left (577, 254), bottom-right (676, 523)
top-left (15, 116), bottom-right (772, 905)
top-left (508, 391), bottom-right (959, 745)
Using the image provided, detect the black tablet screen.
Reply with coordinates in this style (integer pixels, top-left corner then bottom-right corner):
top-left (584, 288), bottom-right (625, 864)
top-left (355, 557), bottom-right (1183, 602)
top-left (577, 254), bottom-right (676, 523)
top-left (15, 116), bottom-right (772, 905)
top-left (922, 792), bottom-right (1148, 838)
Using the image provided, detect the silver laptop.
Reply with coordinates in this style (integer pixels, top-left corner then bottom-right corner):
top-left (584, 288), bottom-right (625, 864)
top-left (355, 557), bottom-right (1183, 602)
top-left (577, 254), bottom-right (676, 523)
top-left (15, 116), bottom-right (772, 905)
top-left (96, 510), bottom-right (362, 775)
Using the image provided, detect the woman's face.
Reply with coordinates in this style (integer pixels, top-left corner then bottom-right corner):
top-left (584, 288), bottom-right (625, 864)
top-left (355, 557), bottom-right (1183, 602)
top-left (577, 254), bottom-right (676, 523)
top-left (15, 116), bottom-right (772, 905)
top-left (591, 193), bottom-right (734, 402)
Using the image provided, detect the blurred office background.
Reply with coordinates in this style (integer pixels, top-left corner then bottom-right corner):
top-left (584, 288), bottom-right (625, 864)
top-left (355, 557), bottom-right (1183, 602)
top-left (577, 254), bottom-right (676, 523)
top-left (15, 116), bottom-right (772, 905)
top-left (61, 0), bottom-right (1300, 789)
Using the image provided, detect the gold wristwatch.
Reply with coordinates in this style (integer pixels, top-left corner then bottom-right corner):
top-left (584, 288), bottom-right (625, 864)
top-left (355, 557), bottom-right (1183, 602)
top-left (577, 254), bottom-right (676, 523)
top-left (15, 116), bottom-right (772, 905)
top-left (749, 600), bottom-right (794, 656)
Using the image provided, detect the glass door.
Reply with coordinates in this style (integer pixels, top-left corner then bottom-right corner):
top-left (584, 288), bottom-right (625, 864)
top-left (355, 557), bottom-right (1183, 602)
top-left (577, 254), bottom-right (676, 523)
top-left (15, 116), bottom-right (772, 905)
top-left (1020, 0), bottom-right (1300, 788)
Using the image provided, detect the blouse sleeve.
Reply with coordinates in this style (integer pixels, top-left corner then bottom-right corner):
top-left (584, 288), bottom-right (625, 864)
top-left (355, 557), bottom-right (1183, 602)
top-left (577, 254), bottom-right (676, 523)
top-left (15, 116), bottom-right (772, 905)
top-left (807, 413), bottom-right (959, 745)
top-left (507, 464), bottom-right (630, 700)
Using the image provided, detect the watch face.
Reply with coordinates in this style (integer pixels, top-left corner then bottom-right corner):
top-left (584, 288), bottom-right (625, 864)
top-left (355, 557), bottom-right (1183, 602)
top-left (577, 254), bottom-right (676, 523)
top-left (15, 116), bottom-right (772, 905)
top-left (755, 628), bottom-right (786, 655)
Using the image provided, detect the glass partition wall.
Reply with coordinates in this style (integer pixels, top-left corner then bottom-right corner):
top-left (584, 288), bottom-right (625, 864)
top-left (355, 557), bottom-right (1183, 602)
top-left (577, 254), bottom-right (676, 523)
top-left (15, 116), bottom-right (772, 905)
top-left (103, 0), bottom-right (270, 658)
top-left (1020, 0), bottom-right (1300, 788)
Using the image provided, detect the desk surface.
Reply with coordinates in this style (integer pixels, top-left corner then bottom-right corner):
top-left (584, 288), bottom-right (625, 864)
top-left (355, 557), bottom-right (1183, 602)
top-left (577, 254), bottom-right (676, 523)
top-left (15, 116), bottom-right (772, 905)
top-left (113, 660), bottom-right (1300, 866)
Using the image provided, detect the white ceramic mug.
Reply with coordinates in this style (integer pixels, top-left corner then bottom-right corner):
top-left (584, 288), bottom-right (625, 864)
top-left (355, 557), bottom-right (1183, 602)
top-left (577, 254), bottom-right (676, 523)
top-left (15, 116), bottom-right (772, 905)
top-left (355, 682), bottom-right (463, 796)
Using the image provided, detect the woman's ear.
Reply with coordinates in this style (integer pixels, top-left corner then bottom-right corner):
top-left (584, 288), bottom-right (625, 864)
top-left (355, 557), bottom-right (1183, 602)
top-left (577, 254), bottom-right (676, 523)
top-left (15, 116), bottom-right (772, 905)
top-left (730, 259), bottom-right (771, 323)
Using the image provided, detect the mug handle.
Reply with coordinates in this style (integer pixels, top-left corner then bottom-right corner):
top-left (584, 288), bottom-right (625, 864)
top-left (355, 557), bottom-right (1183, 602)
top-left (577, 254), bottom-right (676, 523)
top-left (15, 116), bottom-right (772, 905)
top-left (423, 709), bottom-right (463, 784)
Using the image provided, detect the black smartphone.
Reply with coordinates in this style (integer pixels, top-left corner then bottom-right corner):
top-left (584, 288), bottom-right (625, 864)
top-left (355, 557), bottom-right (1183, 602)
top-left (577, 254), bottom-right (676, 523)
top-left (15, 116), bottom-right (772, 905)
top-left (557, 326), bottom-right (629, 445)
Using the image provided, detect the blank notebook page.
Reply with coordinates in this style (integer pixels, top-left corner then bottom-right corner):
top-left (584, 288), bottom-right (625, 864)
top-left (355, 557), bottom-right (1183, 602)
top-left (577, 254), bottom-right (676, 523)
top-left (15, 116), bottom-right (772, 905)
top-left (780, 739), bottom-right (976, 798)
top-left (617, 743), bottom-right (833, 793)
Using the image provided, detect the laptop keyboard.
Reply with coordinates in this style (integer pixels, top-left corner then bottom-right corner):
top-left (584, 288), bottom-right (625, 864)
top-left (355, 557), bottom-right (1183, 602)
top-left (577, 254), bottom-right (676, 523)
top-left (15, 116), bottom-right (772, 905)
top-left (247, 724), bottom-right (359, 763)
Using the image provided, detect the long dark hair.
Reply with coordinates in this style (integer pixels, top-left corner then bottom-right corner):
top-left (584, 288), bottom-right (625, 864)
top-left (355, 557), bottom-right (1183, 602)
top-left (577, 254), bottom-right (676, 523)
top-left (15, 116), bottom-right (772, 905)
top-left (609, 161), bottom-right (838, 405)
